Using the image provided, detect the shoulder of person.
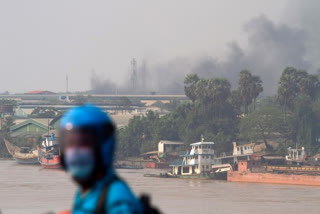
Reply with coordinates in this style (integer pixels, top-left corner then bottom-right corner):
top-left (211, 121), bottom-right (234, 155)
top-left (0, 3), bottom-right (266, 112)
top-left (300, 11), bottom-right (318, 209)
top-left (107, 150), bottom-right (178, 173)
top-left (106, 179), bottom-right (143, 213)
top-left (107, 179), bottom-right (138, 203)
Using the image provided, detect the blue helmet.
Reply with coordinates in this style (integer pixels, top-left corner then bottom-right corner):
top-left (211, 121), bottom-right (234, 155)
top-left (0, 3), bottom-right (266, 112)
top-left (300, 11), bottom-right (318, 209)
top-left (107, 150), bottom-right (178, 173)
top-left (60, 104), bottom-right (116, 168)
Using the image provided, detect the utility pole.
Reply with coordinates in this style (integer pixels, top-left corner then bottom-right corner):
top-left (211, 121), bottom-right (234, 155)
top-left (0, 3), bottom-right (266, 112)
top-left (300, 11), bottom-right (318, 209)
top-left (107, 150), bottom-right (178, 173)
top-left (131, 58), bottom-right (137, 93)
top-left (141, 60), bottom-right (147, 94)
top-left (66, 75), bottom-right (69, 93)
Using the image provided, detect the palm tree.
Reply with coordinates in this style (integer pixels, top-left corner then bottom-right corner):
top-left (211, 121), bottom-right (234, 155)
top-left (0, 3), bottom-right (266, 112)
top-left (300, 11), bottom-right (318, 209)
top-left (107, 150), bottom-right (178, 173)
top-left (250, 75), bottom-right (263, 110)
top-left (238, 70), bottom-right (253, 114)
top-left (184, 74), bottom-right (199, 103)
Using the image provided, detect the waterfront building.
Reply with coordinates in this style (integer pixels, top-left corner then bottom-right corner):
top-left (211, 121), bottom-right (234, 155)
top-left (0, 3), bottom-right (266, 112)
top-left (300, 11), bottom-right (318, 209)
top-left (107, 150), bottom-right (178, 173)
top-left (158, 141), bottom-right (184, 154)
top-left (10, 119), bottom-right (49, 138)
top-left (232, 142), bottom-right (255, 156)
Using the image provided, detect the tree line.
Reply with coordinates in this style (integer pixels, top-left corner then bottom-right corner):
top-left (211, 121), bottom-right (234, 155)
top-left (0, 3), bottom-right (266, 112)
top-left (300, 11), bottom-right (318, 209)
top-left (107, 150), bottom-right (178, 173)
top-left (117, 67), bottom-right (320, 159)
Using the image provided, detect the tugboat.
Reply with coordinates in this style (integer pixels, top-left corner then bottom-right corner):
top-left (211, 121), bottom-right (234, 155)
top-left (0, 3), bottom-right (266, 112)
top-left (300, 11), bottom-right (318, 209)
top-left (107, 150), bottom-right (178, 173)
top-left (169, 138), bottom-right (230, 179)
top-left (144, 137), bottom-right (231, 180)
top-left (37, 133), bottom-right (61, 169)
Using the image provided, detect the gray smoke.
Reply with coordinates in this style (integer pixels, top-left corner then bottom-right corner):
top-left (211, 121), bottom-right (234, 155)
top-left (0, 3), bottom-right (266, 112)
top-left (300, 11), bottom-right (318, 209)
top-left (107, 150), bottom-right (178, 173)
top-left (91, 14), bottom-right (316, 95)
top-left (190, 15), bottom-right (310, 95)
top-left (222, 15), bottom-right (309, 94)
top-left (90, 70), bottom-right (116, 94)
top-left (287, 0), bottom-right (320, 71)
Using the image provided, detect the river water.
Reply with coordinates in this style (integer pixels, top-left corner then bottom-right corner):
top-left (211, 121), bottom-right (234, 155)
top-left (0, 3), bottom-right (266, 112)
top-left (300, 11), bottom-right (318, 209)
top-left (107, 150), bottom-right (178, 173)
top-left (1, 160), bottom-right (320, 214)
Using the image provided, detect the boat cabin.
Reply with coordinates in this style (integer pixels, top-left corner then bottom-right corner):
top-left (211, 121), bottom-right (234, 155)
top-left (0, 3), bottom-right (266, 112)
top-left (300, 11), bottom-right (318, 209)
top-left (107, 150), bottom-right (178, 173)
top-left (238, 160), bottom-right (261, 172)
top-left (285, 147), bottom-right (307, 162)
top-left (41, 133), bottom-right (59, 155)
top-left (170, 139), bottom-right (214, 175)
top-left (20, 147), bottom-right (32, 154)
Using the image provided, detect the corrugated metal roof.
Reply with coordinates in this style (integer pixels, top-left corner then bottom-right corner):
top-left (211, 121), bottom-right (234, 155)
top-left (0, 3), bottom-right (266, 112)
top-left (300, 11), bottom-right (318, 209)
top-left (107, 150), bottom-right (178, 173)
top-left (10, 119), bottom-right (48, 132)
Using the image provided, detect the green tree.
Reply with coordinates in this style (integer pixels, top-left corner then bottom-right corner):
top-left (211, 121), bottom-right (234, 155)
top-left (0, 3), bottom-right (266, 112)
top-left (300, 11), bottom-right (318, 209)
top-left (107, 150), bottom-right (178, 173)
top-left (291, 96), bottom-right (319, 153)
top-left (239, 106), bottom-right (291, 151)
top-left (237, 70), bottom-right (263, 114)
top-left (250, 75), bottom-right (263, 110)
top-left (1, 116), bottom-right (15, 139)
top-left (184, 74), bottom-right (199, 103)
top-left (0, 116), bottom-right (15, 157)
top-left (277, 67), bottom-right (320, 112)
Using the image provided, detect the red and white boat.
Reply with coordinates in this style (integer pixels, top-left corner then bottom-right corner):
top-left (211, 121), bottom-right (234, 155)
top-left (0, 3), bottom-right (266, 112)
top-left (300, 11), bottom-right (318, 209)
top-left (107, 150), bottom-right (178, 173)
top-left (37, 134), bottom-right (61, 169)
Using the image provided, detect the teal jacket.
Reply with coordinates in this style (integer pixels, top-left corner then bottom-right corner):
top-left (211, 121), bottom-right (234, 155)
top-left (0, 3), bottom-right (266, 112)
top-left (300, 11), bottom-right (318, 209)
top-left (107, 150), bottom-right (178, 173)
top-left (72, 171), bottom-right (143, 214)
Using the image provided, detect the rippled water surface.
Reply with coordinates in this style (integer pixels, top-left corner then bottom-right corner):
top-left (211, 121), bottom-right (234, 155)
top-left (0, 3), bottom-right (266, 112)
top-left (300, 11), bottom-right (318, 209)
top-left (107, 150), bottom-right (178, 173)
top-left (1, 160), bottom-right (320, 214)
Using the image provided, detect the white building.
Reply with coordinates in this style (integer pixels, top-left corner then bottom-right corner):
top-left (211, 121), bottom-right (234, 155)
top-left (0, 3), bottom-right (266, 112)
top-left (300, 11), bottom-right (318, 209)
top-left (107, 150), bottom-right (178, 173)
top-left (158, 141), bottom-right (184, 154)
top-left (170, 140), bottom-right (215, 176)
top-left (232, 142), bottom-right (255, 156)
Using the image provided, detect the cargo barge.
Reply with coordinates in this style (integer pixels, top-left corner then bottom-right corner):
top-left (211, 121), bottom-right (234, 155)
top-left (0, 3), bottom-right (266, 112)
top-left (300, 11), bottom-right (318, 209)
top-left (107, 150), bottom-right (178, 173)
top-left (227, 160), bottom-right (320, 186)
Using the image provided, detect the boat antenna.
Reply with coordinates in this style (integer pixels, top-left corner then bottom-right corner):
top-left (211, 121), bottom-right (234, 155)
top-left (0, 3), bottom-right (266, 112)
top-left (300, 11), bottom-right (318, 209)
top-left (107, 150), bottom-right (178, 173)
top-left (201, 135), bottom-right (204, 142)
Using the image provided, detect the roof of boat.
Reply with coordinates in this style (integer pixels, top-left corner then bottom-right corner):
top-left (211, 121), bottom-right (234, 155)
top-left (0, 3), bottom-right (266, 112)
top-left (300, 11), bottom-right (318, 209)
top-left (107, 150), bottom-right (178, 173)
top-left (190, 142), bottom-right (214, 146)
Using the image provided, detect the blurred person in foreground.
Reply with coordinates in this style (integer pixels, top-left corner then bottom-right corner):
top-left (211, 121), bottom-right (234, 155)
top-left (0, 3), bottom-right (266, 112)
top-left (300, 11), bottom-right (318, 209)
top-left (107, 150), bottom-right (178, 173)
top-left (58, 105), bottom-right (144, 214)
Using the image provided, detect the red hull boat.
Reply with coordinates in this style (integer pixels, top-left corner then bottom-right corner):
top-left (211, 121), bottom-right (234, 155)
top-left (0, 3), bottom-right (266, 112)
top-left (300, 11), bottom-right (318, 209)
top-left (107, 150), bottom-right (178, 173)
top-left (37, 146), bottom-right (62, 169)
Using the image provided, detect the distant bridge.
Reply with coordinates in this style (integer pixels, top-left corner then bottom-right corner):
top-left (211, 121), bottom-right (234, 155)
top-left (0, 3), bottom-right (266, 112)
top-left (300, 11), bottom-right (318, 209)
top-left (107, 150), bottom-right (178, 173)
top-left (0, 94), bottom-right (187, 101)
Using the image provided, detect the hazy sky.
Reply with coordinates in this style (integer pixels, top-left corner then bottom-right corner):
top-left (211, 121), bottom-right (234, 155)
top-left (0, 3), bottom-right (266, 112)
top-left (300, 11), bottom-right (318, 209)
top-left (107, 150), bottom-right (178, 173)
top-left (0, 0), bottom-right (298, 93)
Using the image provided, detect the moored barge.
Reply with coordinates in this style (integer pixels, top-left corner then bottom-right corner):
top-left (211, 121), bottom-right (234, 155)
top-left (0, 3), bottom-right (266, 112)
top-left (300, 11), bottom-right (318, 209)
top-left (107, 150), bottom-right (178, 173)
top-left (228, 160), bottom-right (320, 186)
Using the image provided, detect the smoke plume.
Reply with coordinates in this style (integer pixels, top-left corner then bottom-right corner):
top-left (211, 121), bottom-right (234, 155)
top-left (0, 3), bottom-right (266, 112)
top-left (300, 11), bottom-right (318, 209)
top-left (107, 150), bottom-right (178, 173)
top-left (91, 14), bottom-right (317, 95)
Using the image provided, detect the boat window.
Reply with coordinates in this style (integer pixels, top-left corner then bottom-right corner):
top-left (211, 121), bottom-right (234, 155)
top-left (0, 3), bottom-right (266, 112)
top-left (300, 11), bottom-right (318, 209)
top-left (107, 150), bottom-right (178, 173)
top-left (183, 167), bottom-right (189, 173)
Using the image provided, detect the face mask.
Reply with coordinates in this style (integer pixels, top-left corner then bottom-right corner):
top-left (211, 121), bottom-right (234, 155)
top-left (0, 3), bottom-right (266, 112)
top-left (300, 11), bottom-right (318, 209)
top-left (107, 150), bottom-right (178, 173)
top-left (64, 147), bottom-right (95, 180)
